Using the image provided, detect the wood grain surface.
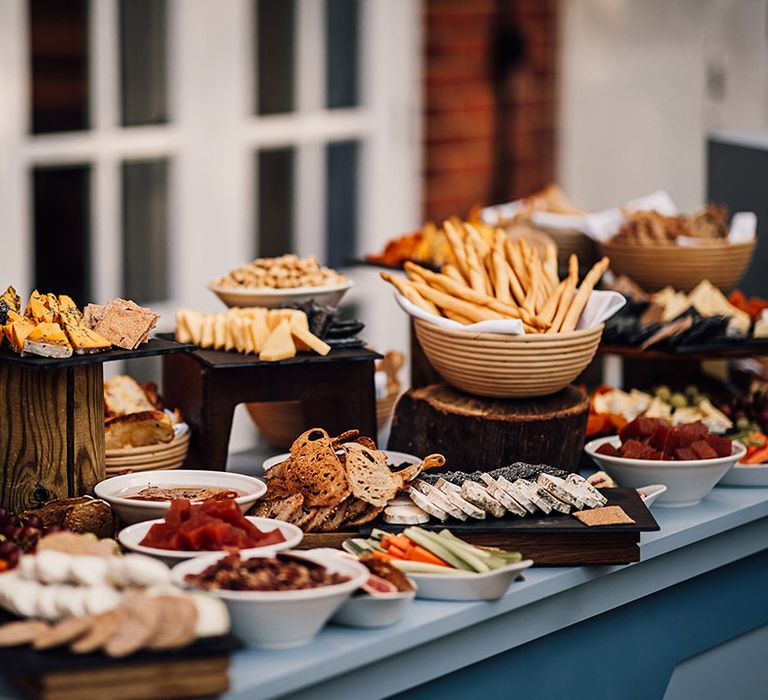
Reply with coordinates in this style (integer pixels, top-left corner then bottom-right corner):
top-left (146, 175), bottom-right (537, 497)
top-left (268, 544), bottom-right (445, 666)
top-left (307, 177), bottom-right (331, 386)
top-left (388, 382), bottom-right (589, 471)
top-left (0, 364), bottom-right (104, 511)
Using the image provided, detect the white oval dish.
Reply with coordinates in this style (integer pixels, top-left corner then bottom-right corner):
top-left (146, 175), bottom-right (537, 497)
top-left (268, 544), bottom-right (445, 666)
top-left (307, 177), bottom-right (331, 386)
top-left (172, 549), bottom-right (368, 649)
top-left (407, 559), bottom-right (533, 601)
top-left (118, 516), bottom-right (302, 566)
top-left (331, 588), bottom-right (417, 628)
top-left (208, 279), bottom-right (353, 310)
top-left (262, 449), bottom-right (420, 473)
top-left (95, 470), bottom-right (267, 525)
top-left (719, 462), bottom-right (768, 487)
top-left (636, 484), bottom-right (668, 507)
top-left (584, 436), bottom-right (746, 507)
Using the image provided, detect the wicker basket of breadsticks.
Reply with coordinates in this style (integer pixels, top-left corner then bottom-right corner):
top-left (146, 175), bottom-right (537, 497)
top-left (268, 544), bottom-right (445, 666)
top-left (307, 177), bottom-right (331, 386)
top-left (381, 219), bottom-right (624, 398)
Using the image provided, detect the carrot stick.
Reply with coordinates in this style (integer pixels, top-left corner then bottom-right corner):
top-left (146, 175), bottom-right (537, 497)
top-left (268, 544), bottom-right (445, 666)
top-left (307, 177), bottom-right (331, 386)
top-left (372, 551), bottom-right (397, 562)
top-left (407, 545), bottom-right (450, 567)
top-left (387, 545), bottom-right (408, 559)
top-left (388, 534), bottom-right (412, 551)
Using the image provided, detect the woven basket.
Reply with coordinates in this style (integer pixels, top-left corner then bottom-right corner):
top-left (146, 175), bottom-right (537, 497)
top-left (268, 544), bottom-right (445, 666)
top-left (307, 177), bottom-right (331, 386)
top-left (600, 239), bottom-right (756, 292)
top-left (104, 431), bottom-right (190, 475)
top-left (414, 320), bottom-right (604, 398)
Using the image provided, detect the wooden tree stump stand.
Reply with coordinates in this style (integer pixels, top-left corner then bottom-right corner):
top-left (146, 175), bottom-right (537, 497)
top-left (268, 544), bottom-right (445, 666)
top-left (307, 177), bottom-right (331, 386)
top-left (0, 364), bottom-right (104, 512)
top-left (388, 383), bottom-right (589, 472)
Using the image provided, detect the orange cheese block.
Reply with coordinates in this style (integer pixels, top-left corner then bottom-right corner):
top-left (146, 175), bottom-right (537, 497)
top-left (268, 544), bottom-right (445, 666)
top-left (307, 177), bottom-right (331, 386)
top-left (57, 294), bottom-right (82, 322)
top-left (28, 322), bottom-right (70, 345)
top-left (64, 322), bottom-right (111, 354)
top-left (6, 319), bottom-right (37, 353)
top-left (24, 291), bottom-right (54, 324)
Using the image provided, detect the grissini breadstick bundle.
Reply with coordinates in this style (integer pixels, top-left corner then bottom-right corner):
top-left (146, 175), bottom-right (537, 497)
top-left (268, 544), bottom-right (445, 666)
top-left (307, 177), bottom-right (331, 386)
top-left (380, 219), bottom-right (610, 334)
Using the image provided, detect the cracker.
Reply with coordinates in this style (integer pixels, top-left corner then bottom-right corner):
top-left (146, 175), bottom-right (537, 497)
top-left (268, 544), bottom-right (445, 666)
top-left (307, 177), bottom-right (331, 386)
top-left (284, 428), bottom-right (351, 507)
top-left (342, 442), bottom-right (400, 507)
top-left (573, 506), bottom-right (635, 527)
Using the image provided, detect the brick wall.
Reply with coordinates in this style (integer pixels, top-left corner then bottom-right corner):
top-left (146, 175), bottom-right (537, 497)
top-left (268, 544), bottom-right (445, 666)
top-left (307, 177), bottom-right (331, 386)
top-left (423, 0), bottom-right (559, 222)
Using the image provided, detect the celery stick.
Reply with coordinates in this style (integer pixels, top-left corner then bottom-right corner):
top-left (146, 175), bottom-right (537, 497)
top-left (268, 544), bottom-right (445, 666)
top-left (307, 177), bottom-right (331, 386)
top-left (369, 528), bottom-right (389, 541)
top-left (391, 560), bottom-right (465, 575)
top-left (407, 528), bottom-right (489, 573)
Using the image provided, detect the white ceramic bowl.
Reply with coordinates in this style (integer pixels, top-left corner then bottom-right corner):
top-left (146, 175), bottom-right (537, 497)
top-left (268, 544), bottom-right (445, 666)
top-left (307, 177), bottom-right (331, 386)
top-left (208, 280), bottom-right (353, 310)
top-left (118, 516), bottom-right (303, 566)
top-left (95, 470), bottom-right (268, 525)
top-left (719, 462), bottom-right (768, 487)
top-left (408, 559), bottom-right (533, 601)
top-left (331, 588), bottom-right (417, 628)
top-left (262, 449), bottom-right (420, 473)
top-left (636, 484), bottom-right (668, 507)
top-left (172, 549), bottom-right (368, 649)
top-left (584, 436), bottom-right (746, 507)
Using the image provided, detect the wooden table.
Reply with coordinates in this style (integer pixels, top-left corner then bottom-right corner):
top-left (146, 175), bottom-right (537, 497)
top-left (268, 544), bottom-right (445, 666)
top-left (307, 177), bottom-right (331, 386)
top-left (162, 346), bottom-right (380, 469)
top-left (0, 338), bottom-right (194, 512)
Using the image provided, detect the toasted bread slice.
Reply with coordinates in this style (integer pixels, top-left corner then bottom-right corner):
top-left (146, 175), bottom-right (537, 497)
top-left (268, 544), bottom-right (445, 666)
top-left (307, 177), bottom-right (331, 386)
top-left (104, 375), bottom-right (155, 416)
top-left (104, 410), bottom-right (174, 449)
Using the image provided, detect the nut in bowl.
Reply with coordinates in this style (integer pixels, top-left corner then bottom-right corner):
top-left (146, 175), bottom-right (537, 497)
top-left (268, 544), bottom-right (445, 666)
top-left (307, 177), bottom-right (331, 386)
top-left (172, 550), bottom-right (368, 649)
top-left (209, 254), bottom-right (352, 309)
top-left (94, 469), bottom-right (267, 524)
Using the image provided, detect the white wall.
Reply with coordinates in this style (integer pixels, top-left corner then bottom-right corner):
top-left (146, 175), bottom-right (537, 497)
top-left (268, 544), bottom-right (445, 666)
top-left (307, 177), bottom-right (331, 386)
top-left (558, 0), bottom-right (768, 212)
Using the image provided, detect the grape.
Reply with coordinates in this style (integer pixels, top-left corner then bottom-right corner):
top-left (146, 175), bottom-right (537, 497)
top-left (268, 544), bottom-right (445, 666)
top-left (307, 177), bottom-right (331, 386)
top-left (4, 526), bottom-right (21, 541)
top-left (0, 541), bottom-right (16, 557)
top-left (22, 515), bottom-right (43, 530)
top-left (0, 507), bottom-right (8, 526)
top-left (5, 549), bottom-right (19, 567)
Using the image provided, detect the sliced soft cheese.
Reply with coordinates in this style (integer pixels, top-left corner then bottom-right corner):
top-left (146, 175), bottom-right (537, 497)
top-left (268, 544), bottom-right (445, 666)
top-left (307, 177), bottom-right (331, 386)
top-left (408, 486), bottom-right (448, 521)
top-left (460, 480), bottom-right (506, 518)
top-left (435, 481), bottom-right (486, 519)
top-left (515, 479), bottom-right (552, 514)
top-left (497, 476), bottom-right (538, 514)
top-left (538, 474), bottom-right (586, 510)
top-left (384, 503), bottom-right (429, 525)
top-left (413, 480), bottom-right (467, 521)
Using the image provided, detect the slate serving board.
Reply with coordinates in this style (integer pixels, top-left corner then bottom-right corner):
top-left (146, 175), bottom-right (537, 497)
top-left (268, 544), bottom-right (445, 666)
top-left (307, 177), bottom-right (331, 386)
top-left (0, 337), bottom-right (196, 369)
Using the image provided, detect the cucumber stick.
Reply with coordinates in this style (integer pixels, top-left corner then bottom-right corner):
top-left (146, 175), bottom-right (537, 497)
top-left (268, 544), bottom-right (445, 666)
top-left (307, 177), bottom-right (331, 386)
top-left (390, 560), bottom-right (465, 575)
top-left (402, 528), bottom-right (474, 571)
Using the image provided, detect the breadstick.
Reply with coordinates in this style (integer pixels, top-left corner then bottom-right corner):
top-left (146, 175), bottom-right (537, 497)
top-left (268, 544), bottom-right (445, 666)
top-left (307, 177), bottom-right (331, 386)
top-left (380, 272), bottom-right (440, 315)
top-left (464, 223), bottom-right (491, 258)
top-left (442, 263), bottom-right (467, 286)
top-left (547, 254), bottom-right (579, 334)
top-left (491, 250), bottom-right (512, 303)
top-left (505, 239), bottom-right (530, 292)
top-left (443, 309), bottom-right (473, 325)
top-left (443, 220), bottom-right (471, 281)
top-left (560, 256), bottom-right (610, 333)
top-left (464, 239), bottom-right (487, 294)
top-left (539, 280), bottom-right (564, 325)
top-left (409, 280), bottom-right (504, 322)
top-left (543, 244), bottom-right (559, 289)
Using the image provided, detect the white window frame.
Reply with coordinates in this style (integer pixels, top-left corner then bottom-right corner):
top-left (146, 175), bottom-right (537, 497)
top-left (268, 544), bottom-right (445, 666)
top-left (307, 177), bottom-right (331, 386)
top-left (0, 0), bottom-right (422, 325)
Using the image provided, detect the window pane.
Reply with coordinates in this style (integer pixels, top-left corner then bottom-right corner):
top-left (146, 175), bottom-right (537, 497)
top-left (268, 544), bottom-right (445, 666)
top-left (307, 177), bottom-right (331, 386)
top-left (119, 0), bottom-right (168, 126)
top-left (122, 159), bottom-right (169, 304)
top-left (33, 165), bottom-right (91, 303)
top-left (256, 149), bottom-right (295, 257)
top-left (325, 140), bottom-right (359, 267)
top-left (254, 0), bottom-right (295, 115)
top-left (29, 0), bottom-right (90, 133)
top-left (325, 0), bottom-right (360, 109)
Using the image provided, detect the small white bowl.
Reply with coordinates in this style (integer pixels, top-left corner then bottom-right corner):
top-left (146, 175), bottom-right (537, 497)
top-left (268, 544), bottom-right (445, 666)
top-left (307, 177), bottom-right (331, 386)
top-left (408, 559), bottom-right (533, 601)
top-left (584, 436), bottom-right (746, 507)
top-left (95, 470), bottom-right (267, 525)
top-left (719, 462), bottom-right (768, 487)
top-left (331, 588), bottom-right (417, 628)
top-left (262, 449), bottom-right (420, 473)
top-left (172, 549), bottom-right (368, 649)
top-left (118, 516), bottom-right (303, 566)
top-left (636, 484), bottom-right (668, 507)
top-left (208, 280), bottom-right (353, 310)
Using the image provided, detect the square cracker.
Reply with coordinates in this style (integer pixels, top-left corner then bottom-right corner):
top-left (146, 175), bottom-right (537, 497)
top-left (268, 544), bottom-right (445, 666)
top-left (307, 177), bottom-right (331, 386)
top-left (94, 298), bottom-right (158, 350)
top-left (573, 505), bottom-right (635, 527)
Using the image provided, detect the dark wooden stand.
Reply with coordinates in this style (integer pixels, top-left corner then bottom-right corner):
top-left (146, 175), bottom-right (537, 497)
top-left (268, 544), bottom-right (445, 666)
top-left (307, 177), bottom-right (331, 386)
top-left (0, 338), bottom-right (195, 512)
top-left (388, 383), bottom-right (589, 472)
top-left (162, 346), bottom-right (380, 469)
top-left (0, 364), bottom-right (103, 512)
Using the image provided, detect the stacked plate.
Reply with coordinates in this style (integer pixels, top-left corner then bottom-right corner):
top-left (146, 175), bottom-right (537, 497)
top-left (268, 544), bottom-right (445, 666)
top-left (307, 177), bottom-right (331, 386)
top-left (105, 430), bottom-right (190, 475)
top-left (600, 239), bottom-right (755, 292)
top-left (413, 319), bottom-right (604, 398)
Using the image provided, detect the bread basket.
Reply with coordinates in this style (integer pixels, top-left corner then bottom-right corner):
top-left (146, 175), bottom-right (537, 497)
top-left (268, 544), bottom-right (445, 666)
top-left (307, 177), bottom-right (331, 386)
top-left (600, 239), bottom-right (755, 292)
top-left (413, 318), bottom-right (604, 398)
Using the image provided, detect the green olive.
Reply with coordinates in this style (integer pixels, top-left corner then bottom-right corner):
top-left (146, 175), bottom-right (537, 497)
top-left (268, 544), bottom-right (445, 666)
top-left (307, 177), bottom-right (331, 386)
top-left (655, 386), bottom-right (672, 401)
top-left (670, 393), bottom-right (688, 408)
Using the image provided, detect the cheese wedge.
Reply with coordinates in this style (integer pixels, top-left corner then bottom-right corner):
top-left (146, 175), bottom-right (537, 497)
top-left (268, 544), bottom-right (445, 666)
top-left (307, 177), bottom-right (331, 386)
top-left (259, 320), bottom-right (296, 362)
top-left (1, 285), bottom-right (21, 313)
top-left (200, 314), bottom-right (215, 348)
top-left (213, 314), bottom-right (227, 350)
top-left (175, 309), bottom-right (192, 344)
top-left (64, 322), bottom-right (111, 354)
top-left (22, 322), bottom-right (73, 358)
top-left (224, 316), bottom-right (236, 351)
top-left (25, 291), bottom-right (53, 324)
top-left (248, 316), bottom-right (270, 353)
top-left (290, 324), bottom-right (331, 356)
top-left (6, 319), bottom-right (36, 353)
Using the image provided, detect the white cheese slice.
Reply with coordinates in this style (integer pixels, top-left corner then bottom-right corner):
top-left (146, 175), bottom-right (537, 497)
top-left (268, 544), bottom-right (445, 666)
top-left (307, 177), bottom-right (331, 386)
top-left (497, 476), bottom-right (538, 514)
top-left (413, 480), bottom-right (467, 521)
top-left (533, 485), bottom-right (571, 514)
top-left (436, 483), bottom-right (486, 520)
top-left (515, 479), bottom-right (552, 514)
top-left (566, 474), bottom-right (608, 506)
top-left (460, 480), bottom-right (506, 518)
top-left (538, 474), bottom-right (586, 510)
top-left (408, 487), bottom-right (448, 521)
top-left (384, 503), bottom-right (429, 525)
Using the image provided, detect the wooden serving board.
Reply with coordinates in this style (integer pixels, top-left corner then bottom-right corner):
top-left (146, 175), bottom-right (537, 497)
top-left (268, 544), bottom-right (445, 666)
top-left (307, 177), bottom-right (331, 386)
top-left (299, 488), bottom-right (659, 566)
top-left (0, 633), bottom-right (238, 700)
